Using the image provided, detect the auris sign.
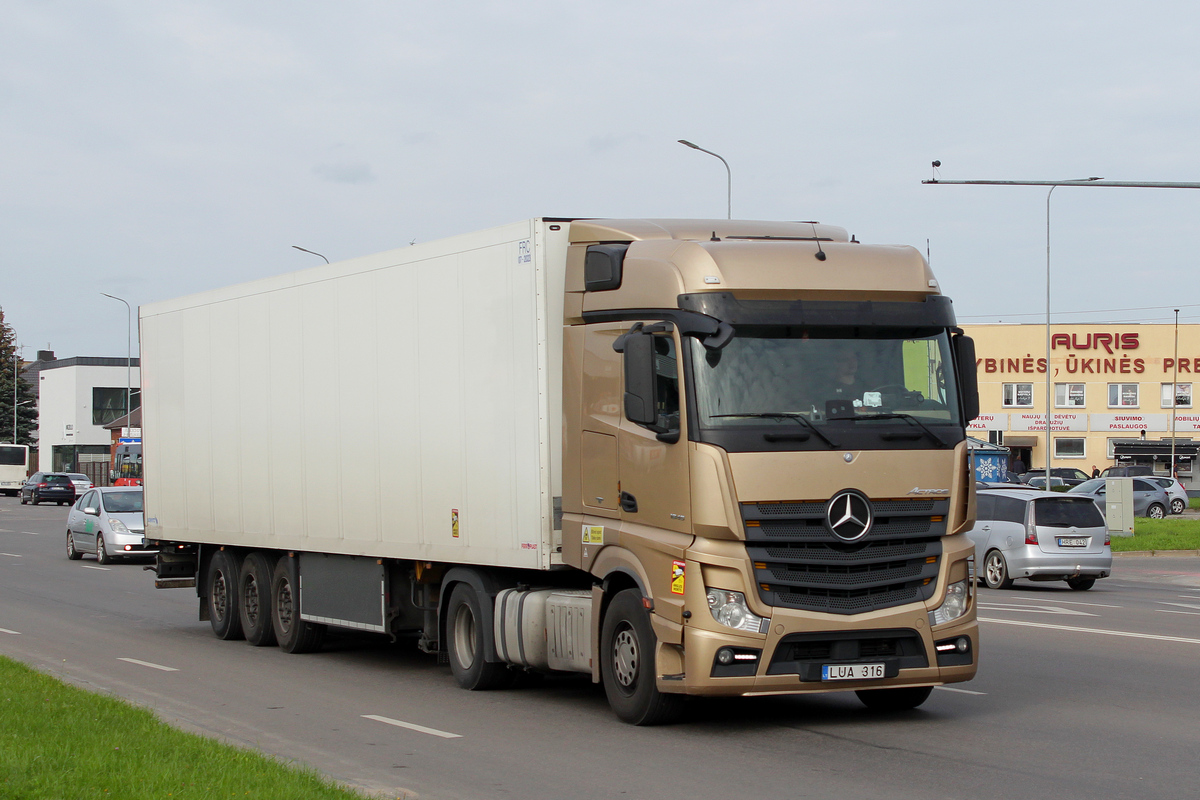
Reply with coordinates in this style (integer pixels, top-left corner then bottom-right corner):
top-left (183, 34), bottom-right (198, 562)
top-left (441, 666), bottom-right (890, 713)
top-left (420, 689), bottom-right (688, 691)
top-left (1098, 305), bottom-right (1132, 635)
top-left (975, 331), bottom-right (1200, 375)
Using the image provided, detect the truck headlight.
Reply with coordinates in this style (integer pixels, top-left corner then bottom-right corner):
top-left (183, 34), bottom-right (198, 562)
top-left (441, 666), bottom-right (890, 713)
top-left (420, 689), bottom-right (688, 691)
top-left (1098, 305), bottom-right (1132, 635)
top-left (928, 580), bottom-right (969, 627)
top-left (706, 588), bottom-right (768, 634)
top-left (108, 519), bottom-right (130, 534)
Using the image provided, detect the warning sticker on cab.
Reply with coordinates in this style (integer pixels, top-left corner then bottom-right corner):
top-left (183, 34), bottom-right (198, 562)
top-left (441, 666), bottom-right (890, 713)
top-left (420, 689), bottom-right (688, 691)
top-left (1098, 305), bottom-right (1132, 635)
top-left (670, 560), bottom-right (686, 595)
top-left (582, 525), bottom-right (604, 544)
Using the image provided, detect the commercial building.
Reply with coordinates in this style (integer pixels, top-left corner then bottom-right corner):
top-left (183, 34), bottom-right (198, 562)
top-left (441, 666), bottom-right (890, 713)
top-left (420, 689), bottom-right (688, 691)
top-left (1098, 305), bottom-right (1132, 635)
top-left (36, 356), bottom-right (140, 483)
top-left (963, 324), bottom-right (1197, 490)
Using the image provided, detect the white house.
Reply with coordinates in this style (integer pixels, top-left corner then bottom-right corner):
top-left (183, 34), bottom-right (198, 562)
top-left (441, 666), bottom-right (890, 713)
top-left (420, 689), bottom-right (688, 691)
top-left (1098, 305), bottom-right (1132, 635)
top-left (37, 357), bottom-right (140, 480)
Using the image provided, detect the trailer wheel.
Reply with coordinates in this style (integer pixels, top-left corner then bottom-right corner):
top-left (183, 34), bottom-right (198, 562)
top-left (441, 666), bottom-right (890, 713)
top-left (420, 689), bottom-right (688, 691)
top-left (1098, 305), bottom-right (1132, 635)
top-left (239, 552), bottom-right (277, 647)
top-left (446, 583), bottom-right (510, 690)
top-left (855, 686), bottom-right (933, 711)
top-left (271, 558), bottom-right (324, 654)
top-left (600, 589), bottom-right (685, 725)
top-left (207, 550), bottom-right (245, 640)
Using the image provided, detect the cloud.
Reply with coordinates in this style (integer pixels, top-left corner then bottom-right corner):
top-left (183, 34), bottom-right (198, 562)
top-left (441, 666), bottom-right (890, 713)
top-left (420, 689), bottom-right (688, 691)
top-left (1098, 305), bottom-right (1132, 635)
top-left (312, 162), bottom-right (375, 184)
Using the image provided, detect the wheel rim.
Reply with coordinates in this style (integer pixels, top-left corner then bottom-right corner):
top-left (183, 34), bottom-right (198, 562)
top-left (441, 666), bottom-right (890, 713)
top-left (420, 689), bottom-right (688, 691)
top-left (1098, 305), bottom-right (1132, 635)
top-left (1172, 499), bottom-right (1185, 514)
top-left (1150, 505), bottom-right (1164, 519)
top-left (243, 575), bottom-right (260, 627)
top-left (612, 624), bottom-right (639, 693)
top-left (452, 603), bottom-right (477, 670)
top-left (96, 535), bottom-right (105, 563)
top-left (985, 553), bottom-right (1004, 586)
top-left (212, 569), bottom-right (229, 621)
top-left (66, 533), bottom-right (75, 557)
top-left (276, 578), bottom-right (294, 634)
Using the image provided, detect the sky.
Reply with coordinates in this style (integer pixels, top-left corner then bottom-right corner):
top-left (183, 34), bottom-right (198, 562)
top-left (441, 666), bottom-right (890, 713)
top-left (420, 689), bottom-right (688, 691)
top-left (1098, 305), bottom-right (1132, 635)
top-left (4, 1), bottom-right (1200, 361)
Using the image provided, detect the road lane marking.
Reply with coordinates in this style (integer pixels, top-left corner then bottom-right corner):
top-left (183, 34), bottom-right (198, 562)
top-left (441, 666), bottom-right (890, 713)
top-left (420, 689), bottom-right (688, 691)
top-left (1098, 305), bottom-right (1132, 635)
top-left (1159, 601), bottom-right (1200, 611)
top-left (977, 603), bottom-right (1097, 617)
top-left (1157, 609), bottom-right (1200, 616)
top-left (935, 686), bottom-right (986, 695)
top-left (82, 565), bottom-right (111, 571)
top-left (980, 617), bottom-right (1200, 645)
top-left (1, 553), bottom-right (22, 557)
top-left (21, 531), bottom-right (39, 536)
top-left (1176, 595), bottom-right (1200, 600)
top-left (1022, 598), bottom-right (1122, 609)
top-left (362, 715), bottom-right (462, 739)
top-left (0, 628), bottom-right (20, 635)
top-left (118, 658), bottom-right (178, 672)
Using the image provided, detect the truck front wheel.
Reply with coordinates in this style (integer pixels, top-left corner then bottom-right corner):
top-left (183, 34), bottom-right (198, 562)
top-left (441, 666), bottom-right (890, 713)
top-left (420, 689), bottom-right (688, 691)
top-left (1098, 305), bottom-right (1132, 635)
top-left (271, 558), bottom-right (324, 654)
top-left (855, 686), bottom-right (933, 711)
top-left (600, 589), bottom-right (685, 725)
top-left (446, 583), bottom-right (511, 690)
top-left (207, 550), bottom-right (244, 640)
top-left (239, 552), bottom-right (277, 647)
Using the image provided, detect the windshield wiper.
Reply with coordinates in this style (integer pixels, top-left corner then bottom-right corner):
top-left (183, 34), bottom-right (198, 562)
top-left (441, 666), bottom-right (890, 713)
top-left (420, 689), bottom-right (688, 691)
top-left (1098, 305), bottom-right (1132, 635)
top-left (851, 412), bottom-right (948, 448)
top-left (710, 413), bottom-right (839, 448)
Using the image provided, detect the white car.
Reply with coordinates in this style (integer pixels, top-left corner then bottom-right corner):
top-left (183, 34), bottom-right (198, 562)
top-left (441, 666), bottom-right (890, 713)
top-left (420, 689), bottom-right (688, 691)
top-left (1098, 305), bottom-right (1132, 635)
top-left (65, 487), bottom-right (154, 564)
top-left (1148, 477), bottom-right (1190, 515)
top-left (64, 472), bottom-right (94, 495)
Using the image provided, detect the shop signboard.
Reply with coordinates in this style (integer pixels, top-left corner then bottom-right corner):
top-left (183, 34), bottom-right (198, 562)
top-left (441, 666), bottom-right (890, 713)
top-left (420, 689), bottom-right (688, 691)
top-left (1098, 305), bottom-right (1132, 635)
top-left (1009, 413), bottom-right (1087, 432)
top-left (967, 413), bottom-right (1007, 432)
top-left (1090, 413), bottom-right (1169, 432)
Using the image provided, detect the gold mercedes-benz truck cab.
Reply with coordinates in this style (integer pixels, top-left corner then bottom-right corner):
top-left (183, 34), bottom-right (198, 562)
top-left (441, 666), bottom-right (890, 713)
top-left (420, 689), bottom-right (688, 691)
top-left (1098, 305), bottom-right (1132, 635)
top-left (560, 219), bottom-right (981, 722)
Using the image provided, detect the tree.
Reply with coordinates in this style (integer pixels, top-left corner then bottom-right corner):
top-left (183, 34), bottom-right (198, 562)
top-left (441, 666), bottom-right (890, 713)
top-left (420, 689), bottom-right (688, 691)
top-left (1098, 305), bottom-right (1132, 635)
top-left (0, 307), bottom-right (37, 446)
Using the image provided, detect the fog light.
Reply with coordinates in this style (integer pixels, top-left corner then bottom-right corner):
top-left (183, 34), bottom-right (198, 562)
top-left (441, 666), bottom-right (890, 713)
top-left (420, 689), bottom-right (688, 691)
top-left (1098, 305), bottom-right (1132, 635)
top-left (124, 545), bottom-right (132, 551)
top-left (716, 648), bottom-right (735, 665)
top-left (956, 637), bottom-right (969, 653)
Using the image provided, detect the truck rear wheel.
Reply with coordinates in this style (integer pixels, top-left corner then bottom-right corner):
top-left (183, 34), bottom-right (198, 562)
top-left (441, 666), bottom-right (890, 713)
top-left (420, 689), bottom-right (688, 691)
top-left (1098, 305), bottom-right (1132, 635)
top-left (239, 552), bottom-right (277, 647)
top-left (271, 558), bottom-right (324, 654)
top-left (446, 583), bottom-right (511, 690)
top-left (855, 686), bottom-right (933, 711)
top-left (600, 589), bottom-right (685, 725)
top-left (207, 550), bottom-right (244, 640)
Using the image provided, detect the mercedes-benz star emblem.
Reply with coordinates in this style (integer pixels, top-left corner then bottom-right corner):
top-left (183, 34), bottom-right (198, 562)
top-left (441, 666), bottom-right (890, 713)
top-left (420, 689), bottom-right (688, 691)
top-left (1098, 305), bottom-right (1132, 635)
top-left (826, 490), bottom-right (873, 541)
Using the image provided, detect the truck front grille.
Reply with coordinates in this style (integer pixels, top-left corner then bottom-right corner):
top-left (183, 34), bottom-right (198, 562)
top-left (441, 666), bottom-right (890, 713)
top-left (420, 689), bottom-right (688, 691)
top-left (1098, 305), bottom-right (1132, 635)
top-left (743, 498), bottom-right (945, 615)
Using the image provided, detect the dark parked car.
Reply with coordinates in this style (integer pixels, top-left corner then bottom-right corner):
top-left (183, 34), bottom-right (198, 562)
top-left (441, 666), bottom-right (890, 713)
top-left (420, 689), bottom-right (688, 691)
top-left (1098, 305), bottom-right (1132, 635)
top-left (1020, 468), bottom-right (1091, 487)
top-left (19, 472), bottom-right (77, 506)
top-left (1098, 465), bottom-right (1153, 478)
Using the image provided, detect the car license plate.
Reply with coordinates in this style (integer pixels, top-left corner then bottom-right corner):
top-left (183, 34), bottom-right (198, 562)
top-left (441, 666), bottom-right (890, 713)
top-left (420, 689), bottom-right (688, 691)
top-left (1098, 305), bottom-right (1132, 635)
top-left (822, 663), bottom-right (885, 681)
top-left (1057, 537), bottom-right (1088, 547)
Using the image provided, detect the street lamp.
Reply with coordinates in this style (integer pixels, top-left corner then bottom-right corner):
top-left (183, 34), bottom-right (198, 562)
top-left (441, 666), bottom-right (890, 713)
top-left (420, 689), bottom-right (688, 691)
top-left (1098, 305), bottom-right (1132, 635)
top-left (292, 245), bottom-right (330, 264)
top-left (100, 293), bottom-right (133, 433)
top-left (678, 140), bottom-right (732, 219)
top-left (1171, 308), bottom-right (1180, 480)
top-left (923, 174), bottom-right (1200, 484)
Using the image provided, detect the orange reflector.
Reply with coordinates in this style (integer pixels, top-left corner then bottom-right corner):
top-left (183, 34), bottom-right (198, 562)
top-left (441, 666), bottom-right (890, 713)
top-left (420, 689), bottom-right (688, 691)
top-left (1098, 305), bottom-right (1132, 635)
top-left (923, 578), bottom-right (932, 585)
top-left (926, 557), bottom-right (937, 563)
top-left (760, 584), bottom-right (770, 591)
top-left (931, 515), bottom-right (944, 522)
top-left (754, 562), bottom-right (767, 569)
top-left (745, 521), bottom-right (760, 527)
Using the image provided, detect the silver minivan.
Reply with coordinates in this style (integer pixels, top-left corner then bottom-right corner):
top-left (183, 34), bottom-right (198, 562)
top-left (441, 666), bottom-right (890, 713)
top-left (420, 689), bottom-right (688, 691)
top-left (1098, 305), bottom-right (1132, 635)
top-left (968, 488), bottom-right (1111, 591)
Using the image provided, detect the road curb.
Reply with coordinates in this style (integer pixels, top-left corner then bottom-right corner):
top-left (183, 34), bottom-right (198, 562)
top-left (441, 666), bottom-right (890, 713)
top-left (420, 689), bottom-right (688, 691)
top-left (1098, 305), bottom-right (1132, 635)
top-left (1113, 550), bottom-right (1200, 558)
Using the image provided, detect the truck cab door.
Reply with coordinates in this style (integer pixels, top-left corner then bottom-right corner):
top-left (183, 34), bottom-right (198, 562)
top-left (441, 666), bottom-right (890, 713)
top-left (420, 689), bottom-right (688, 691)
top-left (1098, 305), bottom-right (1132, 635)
top-left (616, 323), bottom-right (690, 534)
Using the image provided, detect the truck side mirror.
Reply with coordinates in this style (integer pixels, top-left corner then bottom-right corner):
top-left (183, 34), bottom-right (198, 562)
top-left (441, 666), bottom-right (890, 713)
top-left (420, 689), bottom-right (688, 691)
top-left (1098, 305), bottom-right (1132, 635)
top-left (622, 332), bottom-right (659, 426)
top-left (953, 334), bottom-right (980, 423)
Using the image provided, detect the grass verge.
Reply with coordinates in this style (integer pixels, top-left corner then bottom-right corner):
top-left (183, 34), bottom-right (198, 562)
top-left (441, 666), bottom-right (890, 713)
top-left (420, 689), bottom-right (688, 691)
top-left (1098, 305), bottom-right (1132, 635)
top-left (1111, 517), bottom-right (1200, 552)
top-left (0, 656), bottom-right (380, 799)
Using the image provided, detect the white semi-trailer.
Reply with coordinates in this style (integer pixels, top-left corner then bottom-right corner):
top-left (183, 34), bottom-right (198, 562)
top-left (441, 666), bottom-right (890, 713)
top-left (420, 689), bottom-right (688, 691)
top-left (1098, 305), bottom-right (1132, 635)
top-left (142, 218), bottom-right (981, 724)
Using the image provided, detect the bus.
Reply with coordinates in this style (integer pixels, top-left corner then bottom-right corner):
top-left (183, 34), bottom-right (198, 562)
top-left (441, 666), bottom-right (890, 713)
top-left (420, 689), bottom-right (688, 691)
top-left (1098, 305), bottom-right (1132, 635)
top-left (112, 442), bottom-right (142, 486)
top-left (0, 444), bottom-right (30, 496)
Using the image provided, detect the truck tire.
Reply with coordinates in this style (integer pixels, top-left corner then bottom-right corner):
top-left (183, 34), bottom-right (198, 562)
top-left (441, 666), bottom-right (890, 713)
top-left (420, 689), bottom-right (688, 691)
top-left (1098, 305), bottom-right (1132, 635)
top-left (238, 552), bottom-right (277, 647)
top-left (600, 589), bottom-right (685, 725)
top-left (855, 686), bottom-right (933, 711)
top-left (271, 558), bottom-right (324, 654)
top-left (446, 583), bottom-right (511, 690)
top-left (207, 549), bottom-right (245, 640)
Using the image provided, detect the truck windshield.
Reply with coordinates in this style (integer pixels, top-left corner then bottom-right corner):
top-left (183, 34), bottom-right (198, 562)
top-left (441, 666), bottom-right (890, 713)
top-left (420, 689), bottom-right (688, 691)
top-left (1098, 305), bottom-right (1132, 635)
top-left (689, 326), bottom-right (962, 451)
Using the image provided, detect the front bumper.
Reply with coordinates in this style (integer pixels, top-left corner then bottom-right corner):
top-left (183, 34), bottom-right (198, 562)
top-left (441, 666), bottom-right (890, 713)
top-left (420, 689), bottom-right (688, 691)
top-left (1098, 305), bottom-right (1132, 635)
top-left (105, 530), bottom-right (157, 556)
top-left (665, 605), bottom-right (977, 697)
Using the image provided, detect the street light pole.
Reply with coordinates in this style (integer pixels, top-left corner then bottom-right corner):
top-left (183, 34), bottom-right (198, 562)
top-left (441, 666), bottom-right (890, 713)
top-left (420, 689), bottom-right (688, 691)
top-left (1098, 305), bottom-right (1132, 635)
top-left (678, 140), bottom-right (732, 219)
top-left (1171, 308), bottom-right (1180, 480)
top-left (292, 245), bottom-right (330, 264)
top-left (100, 293), bottom-right (132, 433)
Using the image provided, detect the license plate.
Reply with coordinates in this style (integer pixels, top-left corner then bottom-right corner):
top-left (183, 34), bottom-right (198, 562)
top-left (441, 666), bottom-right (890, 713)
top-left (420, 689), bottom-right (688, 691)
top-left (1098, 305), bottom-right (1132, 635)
top-left (1057, 537), bottom-right (1088, 547)
top-left (822, 663), bottom-right (885, 681)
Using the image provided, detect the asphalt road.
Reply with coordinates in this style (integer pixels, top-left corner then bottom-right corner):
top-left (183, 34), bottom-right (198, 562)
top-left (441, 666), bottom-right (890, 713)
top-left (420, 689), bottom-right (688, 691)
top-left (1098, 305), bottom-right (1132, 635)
top-left (2, 495), bottom-right (1199, 800)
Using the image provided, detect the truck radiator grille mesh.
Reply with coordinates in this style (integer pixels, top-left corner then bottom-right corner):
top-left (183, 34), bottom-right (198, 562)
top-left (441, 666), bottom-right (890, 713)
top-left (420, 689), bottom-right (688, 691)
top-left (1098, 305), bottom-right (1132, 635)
top-left (742, 498), bottom-right (946, 615)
